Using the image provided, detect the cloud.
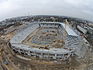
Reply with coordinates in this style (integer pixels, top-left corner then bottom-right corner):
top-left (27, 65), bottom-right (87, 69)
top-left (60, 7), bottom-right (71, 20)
top-left (0, 0), bottom-right (93, 21)
top-left (0, 0), bottom-right (7, 3)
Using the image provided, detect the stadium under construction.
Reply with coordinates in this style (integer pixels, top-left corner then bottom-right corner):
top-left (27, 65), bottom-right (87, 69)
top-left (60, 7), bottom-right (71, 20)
top-left (9, 21), bottom-right (88, 61)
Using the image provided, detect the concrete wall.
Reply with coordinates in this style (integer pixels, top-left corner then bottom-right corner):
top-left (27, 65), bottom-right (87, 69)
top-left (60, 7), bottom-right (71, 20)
top-left (11, 45), bottom-right (72, 60)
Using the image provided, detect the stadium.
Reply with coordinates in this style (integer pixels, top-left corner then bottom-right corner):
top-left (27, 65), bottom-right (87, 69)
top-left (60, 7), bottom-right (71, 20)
top-left (9, 21), bottom-right (86, 60)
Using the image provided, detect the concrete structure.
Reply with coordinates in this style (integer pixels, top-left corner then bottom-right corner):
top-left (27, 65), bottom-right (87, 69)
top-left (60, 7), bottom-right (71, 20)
top-left (77, 25), bottom-right (87, 34)
top-left (10, 22), bottom-right (84, 60)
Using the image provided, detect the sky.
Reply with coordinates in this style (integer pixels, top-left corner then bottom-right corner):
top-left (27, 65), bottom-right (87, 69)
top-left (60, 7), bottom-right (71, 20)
top-left (0, 0), bottom-right (93, 21)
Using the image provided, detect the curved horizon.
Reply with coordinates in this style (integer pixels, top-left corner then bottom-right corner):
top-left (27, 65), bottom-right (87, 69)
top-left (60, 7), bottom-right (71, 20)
top-left (0, 0), bottom-right (93, 22)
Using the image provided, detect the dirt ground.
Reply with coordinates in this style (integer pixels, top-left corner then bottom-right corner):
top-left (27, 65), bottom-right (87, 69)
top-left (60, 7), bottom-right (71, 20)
top-left (22, 27), bottom-right (64, 49)
top-left (0, 37), bottom-right (93, 70)
top-left (0, 24), bottom-right (93, 70)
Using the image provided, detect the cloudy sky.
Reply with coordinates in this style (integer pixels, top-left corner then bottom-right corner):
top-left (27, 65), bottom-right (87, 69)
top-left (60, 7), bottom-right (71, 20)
top-left (0, 0), bottom-right (93, 21)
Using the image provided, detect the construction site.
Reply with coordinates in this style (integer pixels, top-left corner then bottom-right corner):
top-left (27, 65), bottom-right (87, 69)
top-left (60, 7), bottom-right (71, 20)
top-left (0, 16), bottom-right (93, 70)
top-left (23, 25), bottom-right (64, 48)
